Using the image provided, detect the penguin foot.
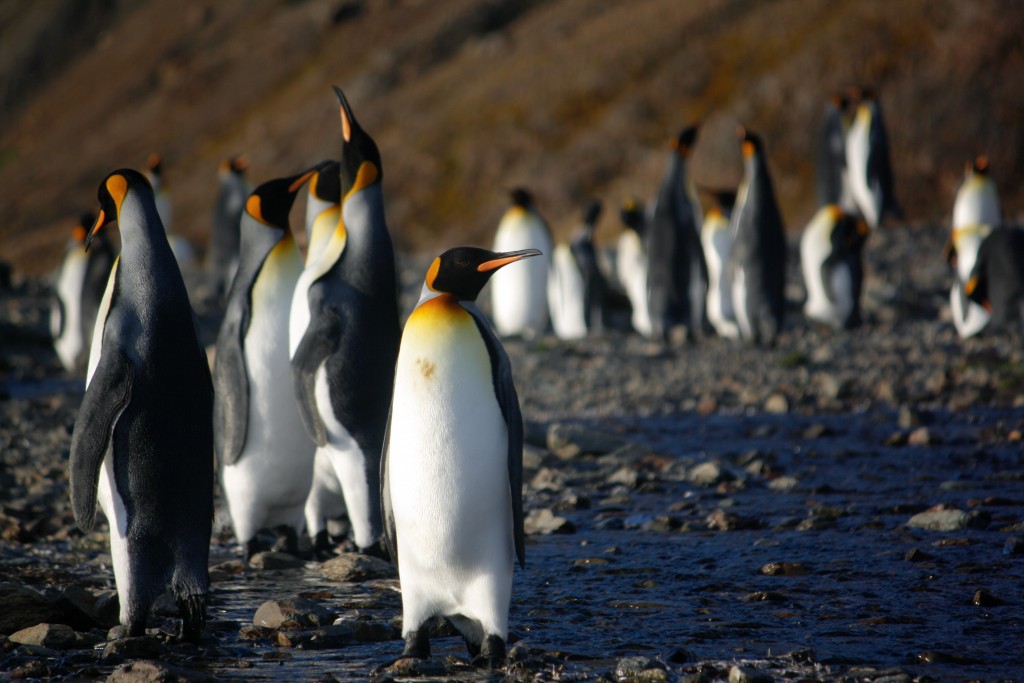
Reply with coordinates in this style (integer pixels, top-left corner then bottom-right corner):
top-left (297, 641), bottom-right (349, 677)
top-left (271, 525), bottom-right (299, 555)
top-left (359, 539), bottom-right (391, 562)
top-left (473, 635), bottom-right (506, 669)
top-left (401, 627), bottom-right (430, 659)
top-left (311, 530), bottom-right (338, 560)
top-left (177, 593), bottom-right (207, 643)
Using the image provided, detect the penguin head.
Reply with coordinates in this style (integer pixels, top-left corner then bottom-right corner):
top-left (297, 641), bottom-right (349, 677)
top-left (424, 246), bottom-right (542, 302)
top-left (87, 169), bottom-right (154, 251)
top-left (73, 213), bottom-right (96, 245)
top-left (671, 125), bottom-right (699, 158)
top-left (968, 155), bottom-right (990, 176)
top-left (583, 199), bottom-right (603, 228)
top-left (309, 159), bottom-right (342, 205)
top-left (619, 198), bottom-right (645, 236)
top-left (333, 86), bottom-right (382, 199)
top-left (146, 152), bottom-right (163, 177)
top-left (244, 167), bottom-right (319, 234)
top-left (220, 155), bottom-right (249, 178)
top-left (737, 127), bottom-right (765, 159)
top-left (509, 187), bottom-right (535, 209)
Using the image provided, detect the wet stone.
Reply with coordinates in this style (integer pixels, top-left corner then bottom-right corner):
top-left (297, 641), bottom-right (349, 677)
top-left (0, 582), bottom-right (62, 635)
top-left (706, 509), bottom-right (761, 531)
top-left (320, 553), bottom-right (395, 582)
top-left (384, 656), bottom-right (448, 677)
top-left (907, 426), bottom-right (939, 446)
top-left (547, 422), bottom-right (627, 459)
top-left (728, 665), bottom-right (774, 683)
top-left (689, 461), bottom-right (736, 487)
top-left (761, 562), bottom-right (808, 576)
top-left (524, 508), bottom-right (576, 535)
top-left (608, 466), bottom-right (640, 488)
top-left (102, 635), bottom-right (162, 660)
top-left (904, 547), bottom-right (933, 562)
top-left (764, 393), bottom-right (788, 414)
top-left (333, 616), bottom-right (399, 642)
top-left (9, 623), bottom-right (76, 649)
top-left (57, 586), bottom-right (119, 630)
top-left (972, 589), bottom-right (1007, 606)
top-left (907, 504), bottom-right (989, 531)
top-left (530, 467), bottom-right (567, 492)
top-left (253, 598), bottom-right (337, 629)
top-left (615, 655), bottom-right (668, 682)
top-left (107, 658), bottom-right (216, 682)
top-left (1004, 536), bottom-right (1024, 556)
top-left (248, 551), bottom-right (304, 570)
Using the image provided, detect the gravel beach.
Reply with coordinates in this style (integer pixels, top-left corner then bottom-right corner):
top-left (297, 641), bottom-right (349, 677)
top-left (2, 222), bottom-right (1023, 682)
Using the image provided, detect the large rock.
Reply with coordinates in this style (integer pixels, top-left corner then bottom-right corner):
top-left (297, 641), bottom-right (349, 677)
top-left (0, 583), bottom-right (62, 635)
top-left (9, 623), bottom-right (76, 649)
top-left (320, 553), bottom-right (395, 583)
top-left (106, 659), bottom-right (216, 682)
top-left (907, 504), bottom-right (989, 531)
top-left (547, 423), bottom-right (628, 459)
top-left (253, 598), bottom-right (337, 629)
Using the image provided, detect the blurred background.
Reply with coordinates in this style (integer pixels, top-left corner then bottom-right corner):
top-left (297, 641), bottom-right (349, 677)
top-left (1, 0), bottom-right (1021, 276)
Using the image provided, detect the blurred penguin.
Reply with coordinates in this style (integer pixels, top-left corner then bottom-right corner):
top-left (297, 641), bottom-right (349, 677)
top-left (845, 88), bottom-right (899, 230)
top-left (616, 199), bottom-right (652, 336)
top-left (966, 226), bottom-right (1024, 335)
top-left (303, 160), bottom-right (341, 266)
top-left (645, 125), bottom-right (706, 341)
top-left (548, 199), bottom-right (607, 340)
top-left (209, 155), bottom-right (250, 298)
top-left (143, 153), bottom-right (195, 270)
top-left (947, 156), bottom-right (1001, 338)
top-left (699, 189), bottom-right (740, 339)
top-left (816, 95), bottom-right (856, 212)
top-left (51, 213), bottom-right (116, 373)
top-left (490, 188), bottom-right (552, 338)
top-left (800, 205), bottom-right (868, 329)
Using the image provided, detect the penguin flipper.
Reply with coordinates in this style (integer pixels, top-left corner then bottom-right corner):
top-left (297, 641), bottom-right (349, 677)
top-left (69, 349), bottom-right (133, 532)
top-left (470, 310), bottom-right (525, 569)
top-left (291, 308), bottom-right (339, 448)
top-left (380, 403), bottom-right (398, 566)
top-left (212, 303), bottom-right (250, 466)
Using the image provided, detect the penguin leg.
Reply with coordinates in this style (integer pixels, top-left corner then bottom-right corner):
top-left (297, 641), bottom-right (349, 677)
top-left (476, 634), bottom-right (506, 669)
top-left (271, 525), bottom-right (299, 555)
top-left (177, 593), bottom-right (207, 643)
top-left (401, 625), bottom-right (430, 659)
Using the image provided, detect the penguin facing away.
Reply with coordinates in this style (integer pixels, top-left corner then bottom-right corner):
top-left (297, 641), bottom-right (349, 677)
top-left (383, 246), bottom-right (535, 667)
top-left (646, 125), bottom-right (707, 341)
top-left (966, 226), bottom-right (1024, 335)
top-left (51, 213), bottom-right (116, 373)
top-left (616, 198), bottom-right (653, 336)
top-left (699, 189), bottom-right (740, 339)
top-left (845, 88), bottom-right (899, 230)
top-left (727, 128), bottom-right (787, 345)
top-left (290, 86), bottom-right (401, 556)
top-left (947, 156), bottom-right (1001, 338)
top-left (816, 94), bottom-right (857, 212)
top-left (209, 155), bottom-right (251, 297)
top-left (69, 169), bottom-right (213, 641)
top-left (490, 188), bottom-right (553, 338)
top-left (303, 160), bottom-right (342, 266)
top-left (548, 199), bottom-right (606, 340)
top-left (800, 204), bottom-right (868, 329)
top-left (214, 168), bottom-right (318, 559)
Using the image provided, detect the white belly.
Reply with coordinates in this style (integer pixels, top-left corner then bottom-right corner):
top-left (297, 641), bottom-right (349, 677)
top-left (701, 219), bottom-right (738, 339)
top-left (53, 249), bottom-right (89, 371)
top-left (547, 244), bottom-right (587, 340)
top-left (616, 232), bottom-right (652, 336)
top-left (491, 216), bottom-right (551, 337)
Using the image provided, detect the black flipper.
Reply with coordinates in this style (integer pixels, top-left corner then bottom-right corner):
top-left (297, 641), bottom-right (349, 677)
top-left (69, 348), bottom-right (133, 531)
top-left (291, 304), bottom-right (340, 448)
top-left (380, 402), bottom-right (398, 566)
top-left (212, 291), bottom-right (250, 465)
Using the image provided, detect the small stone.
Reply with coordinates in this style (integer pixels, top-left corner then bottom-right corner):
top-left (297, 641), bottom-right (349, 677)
top-left (9, 623), bottom-right (76, 649)
top-left (385, 657), bottom-right (447, 676)
top-left (547, 422), bottom-right (626, 459)
top-left (524, 508), bottom-right (576, 535)
top-left (56, 586), bottom-right (119, 630)
top-left (907, 427), bottom-right (939, 446)
top-left (102, 636), bottom-right (162, 660)
top-left (883, 431), bottom-right (908, 447)
top-left (907, 504), bottom-right (989, 531)
top-left (972, 589), bottom-right (1006, 606)
top-left (107, 659), bottom-right (215, 682)
top-left (248, 551), bottom-right (304, 570)
top-left (573, 557), bottom-right (611, 567)
top-left (802, 423), bottom-right (831, 439)
top-left (728, 665), bottom-right (773, 683)
top-left (767, 476), bottom-right (798, 491)
top-left (608, 466), bottom-right (640, 488)
top-left (897, 405), bottom-right (921, 429)
top-left (615, 655), bottom-right (668, 681)
top-left (332, 616), bottom-right (398, 642)
top-left (706, 509), bottom-right (761, 531)
top-left (1004, 536), bottom-right (1024, 556)
top-left (530, 467), bottom-right (567, 492)
top-left (764, 393), bottom-right (788, 414)
top-left (904, 547), bottom-right (932, 562)
top-left (320, 553), bottom-right (395, 582)
top-left (689, 461), bottom-right (736, 487)
top-left (760, 562), bottom-right (808, 576)
top-left (253, 598), bottom-right (337, 629)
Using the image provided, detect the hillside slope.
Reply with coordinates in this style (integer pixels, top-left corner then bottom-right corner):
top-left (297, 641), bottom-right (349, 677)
top-left (1, 0), bottom-right (1021, 275)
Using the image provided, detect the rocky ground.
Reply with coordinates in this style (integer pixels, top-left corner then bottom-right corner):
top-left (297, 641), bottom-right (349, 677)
top-left (1, 223), bottom-right (1023, 682)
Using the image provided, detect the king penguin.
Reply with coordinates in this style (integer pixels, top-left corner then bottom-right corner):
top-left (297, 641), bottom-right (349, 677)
top-left (845, 88), bottom-right (899, 230)
top-left (290, 87), bottom-right (400, 556)
top-left (209, 155), bottom-right (251, 298)
top-left (69, 169), bottom-right (213, 641)
top-left (616, 199), bottom-right (653, 336)
top-left (382, 246), bottom-right (535, 667)
top-left (143, 153), bottom-right (195, 270)
top-left (214, 168), bottom-right (318, 559)
top-left (799, 205), bottom-right (869, 329)
top-left (699, 189), bottom-right (740, 339)
top-left (490, 188), bottom-right (552, 338)
top-left (966, 226), bottom-right (1024, 334)
top-left (52, 213), bottom-right (116, 374)
top-left (947, 156), bottom-right (1001, 338)
top-left (646, 125), bottom-right (707, 341)
top-left (727, 128), bottom-right (787, 345)
top-left (816, 94), bottom-right (857, 212)
top-left (548, 199), bottom-right (606, 340)
top-left (303, 160), bottom-right (342, 265)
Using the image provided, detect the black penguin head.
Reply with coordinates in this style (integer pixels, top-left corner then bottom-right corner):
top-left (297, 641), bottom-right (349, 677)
top-left (244, 168), bottom-right (319, 233)
top-left (583, 199), bottom-right (603, 228)
top-left (671, 125), bottom-right (699, 158)
top-left (146, 152), bottom-right (163, 177)
top-left (424, 246), bottom-right (542, 302)
top-left (970, 155), bottom-right (990, 176)
top-left (509, 187), bottom-right (534, 208)
top-left (220, 155), bottom-right (249, 178)
top-left (87, 168), bottom-right (154, 251)
top-left (619, 198), bottom-right (645, 236)
top-left (333, 86), bottom-right (382, 198)
top-left (309, 159), bottom-right (342, 204)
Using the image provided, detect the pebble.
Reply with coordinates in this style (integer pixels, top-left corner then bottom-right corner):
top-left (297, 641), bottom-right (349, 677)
top-left (547, 422), bottom-right (626, 459)
top-left (615, 655), bottom-right (668, 682)
top-left (689, 461), bottom-right (736, 487)
top-left (907, 504), bottom-right (989, 531)
top-left (761, 562), bottom-right (808, 576)
top-left (907, 426), bottom-right (938, 446)
top-left (764, 393), bottom-right (788, 414)
top-left (904, 547), bottom-right (932, 562)
top-left (320, 553), bottom-right (395, 582)
top-left (107, 659), bottom-right (215, 682)
top-left (9, 623), bottom-right (76, 649)
top-left (706, 509), bottom-right (761, 531)
top-left (248, 551), bottom-right (304, 570)
top-left (1004, 536), bottom-right (1024, 556)
top-left (102, 636), bottom-right (162, 660)
top-left (253, 598), bottom-right (337, 629)
top-left (972, 589), bottom-right (1006, 606)
top-left (728, 665), bottom-right (774, 683)
top-left (0, 582), bottom-right (63, 635)
top-left (524, 508), bottom-right (576, 535)
top-left (383, 657), bottom-right (448, 677)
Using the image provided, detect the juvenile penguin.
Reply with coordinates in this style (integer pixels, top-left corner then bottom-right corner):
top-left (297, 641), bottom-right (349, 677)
top-left (699, 190), bottom-right (740, 339)
top-left (290, 87), bottom-right (400, 555)
top-left (209, 155), bottom-right (251, 297)
top-left (966, 226), bottom-right (1024, 334)
top-left (214, 169), bottom-right (318, 559)
top-left (51, 213), bottom-right (115, 373)
top-left (383, 246), bottom-right (535, 666)
top-left (490, 188), bottom-right (552, 338)
top-left (948, 156), bottom-right (1001, 338)
top-left (799, 205), bottom-right (868, 329)
top-left (70, 169), bottom-right (213, 641)
top-left (548, 200), bottom-right (606, 340)
top-left (616, 199), bottom-right (652, 336)
top-left (727, 128), bottom-right (787, 345)
top-left (646, 125), bottom-right (707, 341)
top-left (303, 160), bottom-right (341, 265)
top-left (845, 88), bottom-right (898, 230)
top-left (143, 153), bottom-right (195, 269)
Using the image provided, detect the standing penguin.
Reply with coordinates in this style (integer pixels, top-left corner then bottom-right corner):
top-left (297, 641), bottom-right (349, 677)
top-left (383, 246), bottom-right (535, 667)
top-left (845, 88), bottom-right (898, 230)
top-left (800, 205), bottom-right (868, 329)
top-left (646, 125), bottom-right (706, 341)
top-left (699, 189), bottom-right (740, 339)
top-left (214, 169), bottom-right (318, 559)
top-left (966, 226), bottom-right (1024, 334)
top-left (209, 155), bottom-right (250, 298)
top-left (816, 94), bottom-right (857, 212)
top-left (143, 153), bottom-right (195, 269)
top-left (490, 188), bottom-right (552, 338)
top-left (290, 87), bottom-right (400, 556)
top-left (548, 199), bottom-right (606, 340)
top-left (727, 128), bottom-right (787, 345)
top-left (947, 156), bottom-right (1001, 338)
top-left (616, 199), bottom-right (652, 336)
top-left (69, 169), bottom-right (213, 641)
top-left (52, 213), bottom-right (116, 373)
top-left (303, 160), bottom-right (342, 266)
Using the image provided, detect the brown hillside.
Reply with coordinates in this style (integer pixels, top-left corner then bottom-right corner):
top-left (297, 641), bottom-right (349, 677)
top-left (1, 0), bottom-right (1022, 276)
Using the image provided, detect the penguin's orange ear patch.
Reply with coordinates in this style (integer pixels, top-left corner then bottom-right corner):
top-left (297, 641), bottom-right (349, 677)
top-left (425, 257), bottom-right (441, 291)
top-left (965, 276), bottom-right (978, 296)
top-left (246, 194), bottom-right (263, 223)
top-left (105, 174), bottom-right (128, 209)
